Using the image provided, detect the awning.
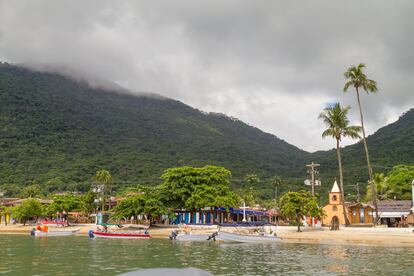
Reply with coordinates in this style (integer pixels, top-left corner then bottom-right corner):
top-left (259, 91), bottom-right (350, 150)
top-left (379, 212), bottom-right (410, 218)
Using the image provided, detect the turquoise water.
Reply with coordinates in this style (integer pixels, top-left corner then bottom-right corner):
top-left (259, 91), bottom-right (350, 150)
top-left (0, 235), bottom-right (413, 275)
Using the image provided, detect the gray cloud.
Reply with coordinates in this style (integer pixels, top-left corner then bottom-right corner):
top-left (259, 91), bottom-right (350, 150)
top-left (0, 0), bottom-right (413, 151)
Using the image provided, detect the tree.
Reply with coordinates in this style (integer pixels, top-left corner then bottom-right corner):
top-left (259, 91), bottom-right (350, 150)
top-left (160, 165), bottom-right (233, 209)
top-left (279, 190), bottom-right (322, 232)
top-left (12, 198), bottom-right (44, 225)
top-left (45, 177), bottom-right (64, 193)
top-left (20, 184), bottom-right (42, 198)
top-left (244, 174), bottom-right (260, 188)
top-left (271, 175), bottom-right (283, 203)
top-left (319, 103), bottom-right (361, 225)
top-left (185, 184), bottom-right (239, 210)
top-left (367, 165), bottom-right (414, 201)
top-left (45, 194), bottom-right (84, 216)
top-left (343, 63), bottom-right (379, 219)
top-left (366, 173), bottom-right (389, 201)
top-left (81, 190), bottom-right (97, 214)
top-left (386, 165), bottom-right (414, 200)
top-left (111, 191), bottom-right (167, 225)
top-left (94, 170), bottom-right (112, 211)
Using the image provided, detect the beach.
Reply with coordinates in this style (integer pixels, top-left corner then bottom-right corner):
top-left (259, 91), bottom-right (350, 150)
top-left (1, 224), bottom-right (413, 247)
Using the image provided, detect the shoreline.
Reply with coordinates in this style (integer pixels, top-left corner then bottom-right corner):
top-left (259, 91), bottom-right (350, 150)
top-left (1, 224), bottom-right (413, 247)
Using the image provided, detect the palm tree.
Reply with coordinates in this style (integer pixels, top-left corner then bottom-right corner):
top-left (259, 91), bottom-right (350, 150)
top-left (343, 63), bottom-right (379, 221)
top-left (319, 103), bottom-right (361, 226)
top-left (94, 170), bottom-right (112, 212)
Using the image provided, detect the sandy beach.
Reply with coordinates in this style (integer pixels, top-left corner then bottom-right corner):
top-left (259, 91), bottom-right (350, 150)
top-left (1, 224), bottom-right (413, 247)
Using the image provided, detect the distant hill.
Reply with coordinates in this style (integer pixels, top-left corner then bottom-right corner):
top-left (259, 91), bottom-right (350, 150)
top-left (0, 63), bottom-right (309, 191)
top-left (0, 63), bottom-right (412, 197)
top-left (312, 108), bottom-right (414, 191)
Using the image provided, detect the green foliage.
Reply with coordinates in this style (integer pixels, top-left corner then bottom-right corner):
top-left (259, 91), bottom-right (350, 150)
top-left (11, 198), bottom-right (44, 225)
top-left (111, 190), bottom-right (167, 224)
top-left (0, 63), bottom-right (413, 200)
top-left (81, 191), bottom-right (97, 214)
top-left (185, 184), bottom-right (240, 210)
top-left (45, 194), bottom-right (84, 215)
top-left (244, 174), bottom-right (260, 187)
top-left (0, 63), bottom-right (308, 190)
top-left (319, 103), bottom-right (361, 141)
top-left (94, 170), bottom-right (112, 185)
top-left (160, 165), bottom-right (237, 209)
top-left (20, 184), bottom-right (43, 198)
top-left (279, 190), bottom-right (322, 232)
top-left (343, 63), bottom-right (378, 94)
top-left (386, 165), bottom-right (414, 200)
top-left (366, 165), bottom-right (414, 201)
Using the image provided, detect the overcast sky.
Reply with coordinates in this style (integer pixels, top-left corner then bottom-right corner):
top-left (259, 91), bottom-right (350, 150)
top-left (0, 1), bottom-right (413, 152)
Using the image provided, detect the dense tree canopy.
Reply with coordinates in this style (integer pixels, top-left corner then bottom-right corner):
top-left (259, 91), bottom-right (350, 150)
top-left (366, 165), bottom-right (414, 201)
top-left (45, 194), bottom-right (84, 215)
top-left (12, 198), bottom-right (44, 225)
top-left (160, 165), bottom-right (238, 209)
top-left (279, 190), bottom-right (323, 232)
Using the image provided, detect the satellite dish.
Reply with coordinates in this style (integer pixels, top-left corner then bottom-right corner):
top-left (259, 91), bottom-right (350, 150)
top-left (304, 179), bottom-right (311, 186)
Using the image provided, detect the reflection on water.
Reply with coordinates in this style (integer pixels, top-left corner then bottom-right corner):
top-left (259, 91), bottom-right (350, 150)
top-left (0, 235), bottom-right (413, 275)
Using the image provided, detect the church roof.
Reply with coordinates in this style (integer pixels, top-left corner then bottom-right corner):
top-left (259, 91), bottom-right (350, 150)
top-left (330, 180), bottom-right (340, 193)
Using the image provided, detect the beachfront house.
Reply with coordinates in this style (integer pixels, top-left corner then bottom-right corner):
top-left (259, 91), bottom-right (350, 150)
top-left (171, 206), bottom-right (278, 225)
top-left (377, 200), bottom-right (412, 227)
top-left (322, 180), bottom-right (375, 227)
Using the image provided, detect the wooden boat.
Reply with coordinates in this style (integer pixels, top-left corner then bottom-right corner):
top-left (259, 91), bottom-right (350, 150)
top-left (218, 231), bottom-right (281, 243)
top-left (30, 228), bottom-right (80, 237)
top-left (89, 230), bottom-right (150, 239)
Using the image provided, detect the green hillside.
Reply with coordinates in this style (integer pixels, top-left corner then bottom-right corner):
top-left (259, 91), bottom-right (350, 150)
top-left (0, 63), bottom-right (309, 190)
top-left (0, 63), bottom-right (412, 198)
top-left (313, 108), bottom-right (414, 195)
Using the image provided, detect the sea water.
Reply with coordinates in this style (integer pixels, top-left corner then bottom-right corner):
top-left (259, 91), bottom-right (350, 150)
top-left (0, 235), bottom-right (413, 275)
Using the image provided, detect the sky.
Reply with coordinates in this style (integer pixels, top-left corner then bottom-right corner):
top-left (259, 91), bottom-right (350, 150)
top-left (0, 0), bottom-right (413, 152)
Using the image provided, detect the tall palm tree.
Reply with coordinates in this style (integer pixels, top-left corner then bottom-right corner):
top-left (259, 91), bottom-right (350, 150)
top-left (319, 103), bottom-right (361, 226)
top-left (94, 170), bottom-right (112, 212)
top-left (343, 63), bottom-right (379, 221)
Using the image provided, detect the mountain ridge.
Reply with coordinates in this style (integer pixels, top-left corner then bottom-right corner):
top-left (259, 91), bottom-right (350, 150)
top-left (0, 63), bottom-right (412, 197)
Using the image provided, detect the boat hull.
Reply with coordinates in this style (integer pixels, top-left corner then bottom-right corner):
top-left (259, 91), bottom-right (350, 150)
top-left (218, 231), bottom-right (281, 243)
top-left (31, 228), bottom-right (80, 237)
top-left (175, 234), bottom-right (212, 241)
top-left (91, 231), bottom-right (150, 239)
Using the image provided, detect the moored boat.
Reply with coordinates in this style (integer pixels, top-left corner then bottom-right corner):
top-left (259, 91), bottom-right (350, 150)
top-left (30, 228), bottom-right (80, 237)
top-left (169, 230), bottom-right (218, 241)
top-left (217, 231), bottom-right (281, 243)
top-left (89, 230), bottom-right (150, 239)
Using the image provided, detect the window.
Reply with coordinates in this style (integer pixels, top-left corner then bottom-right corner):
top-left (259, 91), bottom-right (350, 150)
top-left (332, 195), bottom-right (337, 201)
top-left (333, 205), bottom-right (338, 211)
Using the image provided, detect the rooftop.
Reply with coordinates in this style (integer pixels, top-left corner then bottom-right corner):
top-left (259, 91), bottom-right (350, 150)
top-left (377, 200), bottom-right (412, 213)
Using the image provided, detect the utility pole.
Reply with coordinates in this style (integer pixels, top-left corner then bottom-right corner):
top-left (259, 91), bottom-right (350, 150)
top-left (306, 162), bottom-right (320, 196)
top-left (305, 162), bottom-right (320, 227)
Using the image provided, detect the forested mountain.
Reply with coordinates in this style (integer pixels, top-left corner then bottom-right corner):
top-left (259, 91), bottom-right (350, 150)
top-left (314, 108), bottom-right (414, 185)
top-left (0, 63), bottom-right (309, 190)
top-left (0, 63), bottom-right (412, 197)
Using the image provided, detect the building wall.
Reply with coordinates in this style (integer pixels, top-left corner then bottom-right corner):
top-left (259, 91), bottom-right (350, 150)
top-left (322, 204), bottom-right (346, 226)
top-left (348, 206), bottom-right (374, 224)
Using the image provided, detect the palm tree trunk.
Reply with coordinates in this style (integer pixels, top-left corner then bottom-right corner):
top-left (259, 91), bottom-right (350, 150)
top-left (355, 87), bottom-right (379, 222)
top-left (336, 138), bottom-right (350, 226)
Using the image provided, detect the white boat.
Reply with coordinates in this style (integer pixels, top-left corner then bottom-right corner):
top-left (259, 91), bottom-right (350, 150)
top-left (89, 230), bottom-right (150, 239)
top-left (175, 234), bottom-right (215, 241)
top-left (31, 228), bottom-right (80, 237)
top-left (169, 230), bottom-right (219, 241)
top-left (218, 231), bottom-right (281, 243)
